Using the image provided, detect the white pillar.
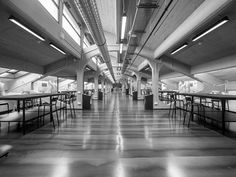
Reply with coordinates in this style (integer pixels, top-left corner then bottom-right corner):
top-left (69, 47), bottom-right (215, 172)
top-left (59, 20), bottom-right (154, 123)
top-left (122, 83), bottom-right (125, 93)
top-left (76, 63), bottom-right (86, 109)
top-left (101, 77), bottom-right (105, 95)
top-left (76, 25), bottom-right (86, 109)
top-left (137, 74), bottom-right (142, 100)
top-left (93, 74), bottom-right (99, 99)
top-left (130, 79), bottom-right (134, 95)
top-left (151, 61), bottom-right (162, 109)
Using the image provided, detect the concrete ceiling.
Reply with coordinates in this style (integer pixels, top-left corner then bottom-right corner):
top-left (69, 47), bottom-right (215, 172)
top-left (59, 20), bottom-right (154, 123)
top-left (96, 0), bottom-right (117, 36)
top-left (167, 1), bottom-right (236, 67)
top-left (0, 0), bottom-right (236, 85)
top-left (207, 67), bottom-right (236, 81)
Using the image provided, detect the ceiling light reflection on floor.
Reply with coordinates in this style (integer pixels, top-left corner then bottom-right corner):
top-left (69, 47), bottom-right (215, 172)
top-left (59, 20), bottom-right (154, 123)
top-left (115, 161), bottom-right (125, 177)
top-left (52, 158), bottom-right (69, 177)
top-left (167, 162), bottom-right (185, 177)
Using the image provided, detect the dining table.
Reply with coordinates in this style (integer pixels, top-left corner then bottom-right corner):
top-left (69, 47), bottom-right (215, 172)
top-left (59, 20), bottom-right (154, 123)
top-left (0, 93), bottom-right (67, 134)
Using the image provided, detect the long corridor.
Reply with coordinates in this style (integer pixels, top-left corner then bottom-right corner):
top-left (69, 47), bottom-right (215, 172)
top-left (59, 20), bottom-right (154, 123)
top-left (1, 93), bottom-right (236, 176)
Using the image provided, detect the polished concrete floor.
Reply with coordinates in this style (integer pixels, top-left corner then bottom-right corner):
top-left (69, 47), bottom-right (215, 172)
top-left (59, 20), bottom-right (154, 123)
top-left (1, 92), bottom-right (236, 176)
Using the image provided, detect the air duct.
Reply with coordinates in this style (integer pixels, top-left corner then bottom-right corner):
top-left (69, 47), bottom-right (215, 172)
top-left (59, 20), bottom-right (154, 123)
top-left (71, 0), bottom-right (116, 82)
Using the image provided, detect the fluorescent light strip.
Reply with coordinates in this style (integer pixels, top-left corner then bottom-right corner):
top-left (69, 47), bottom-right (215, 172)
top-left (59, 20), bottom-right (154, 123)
top-left (121, 15), bottom-right (127, 40)
top-left (192, 17), bottom-right (229, 42)
top-left (50, 43), bottom-right (66, 55)
top-left (9, 17), bottom-right (45, 41)
top-left (120, 43), bottom-right (123, 54)
top-left (171, 44), bottom-right (188, 55)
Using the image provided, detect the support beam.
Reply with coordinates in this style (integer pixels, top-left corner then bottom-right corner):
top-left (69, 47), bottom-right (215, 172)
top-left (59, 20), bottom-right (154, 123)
top-left (32, 56), bottom-right (75, 84)
top-left (153, 0), bottom-right (232, 59)
top-left (160, 55), bottom-right (201, 82)
top-left (194, 73), bottom-right (224, 86)
top-left (191, 53), bottom-right (236, 74)
top-left (0, 54), bottom-right (43, 74)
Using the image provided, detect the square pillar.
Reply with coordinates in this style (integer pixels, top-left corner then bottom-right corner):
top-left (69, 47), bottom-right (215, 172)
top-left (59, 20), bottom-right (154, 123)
top-left (151, 62), bottom-right (162, 109)
top-left (93, 75), bottom-right (99, 99)
top-left (76, 66), bottom-right (84, 109)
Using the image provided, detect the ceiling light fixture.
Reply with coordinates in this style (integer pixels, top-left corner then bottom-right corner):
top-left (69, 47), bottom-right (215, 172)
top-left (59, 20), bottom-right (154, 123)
top-left (171, 43), bottom-right (188, 55)
top-left (192, 17), bottom-right (229, 42)
top-left (49, 43), bottom-right (66, 55)
top-left (120, 43), bottom-right (123, 54)
top-left (121, 14), bottom-right (127, 40)
top-left (9, 16), bottom-right (45, 41)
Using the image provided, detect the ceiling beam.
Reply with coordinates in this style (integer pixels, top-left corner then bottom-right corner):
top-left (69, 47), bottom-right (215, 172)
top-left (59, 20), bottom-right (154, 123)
top-left (153, 0), bottom-right (232, 59)
top-left (32, 56), bottom-right (75, 83)
top-left (191, 53), bottom-right (236, 74)
top-left (160, 55), bottom-right (202, 82)
top-left (0, 54), bottom-right (43, 74)
top-left (194, 73), bottom-right (224, 86)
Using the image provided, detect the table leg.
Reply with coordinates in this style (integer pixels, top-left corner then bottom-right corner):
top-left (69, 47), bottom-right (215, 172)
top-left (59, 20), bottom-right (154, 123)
top-left (17, 100), bottom-right (20, 112)
top-left (50, 96), bottom-right (53, 122)
top-left (22, 99), bottom-right (26, 135)
top-left (191, 96), bottom-right (194, 121)
top-left (221, 99), bottom-right (226, 135)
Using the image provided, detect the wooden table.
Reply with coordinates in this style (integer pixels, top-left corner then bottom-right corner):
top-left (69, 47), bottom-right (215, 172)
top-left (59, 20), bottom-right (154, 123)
top-left (0, 93), bottom-right (66, 134)
top-left (176, 92), bottom-right (236, 134)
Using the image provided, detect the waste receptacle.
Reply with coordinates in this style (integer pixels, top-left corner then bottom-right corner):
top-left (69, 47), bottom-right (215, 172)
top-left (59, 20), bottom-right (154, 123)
top-left (133, 91), bottom-right (138, 100)
top-left (126, 89), bottom-right (129, 95)
top-left (98, 91), bottom-right (103, 100)
top-left (83, 94), bottom-right (91, 109)
top-left (144, 94), bottom-right (153, 110)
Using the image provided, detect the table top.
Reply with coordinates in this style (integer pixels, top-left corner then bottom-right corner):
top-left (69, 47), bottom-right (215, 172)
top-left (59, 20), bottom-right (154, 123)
top-left (0, 93), bottom-right (66, 100)
top-left (176, 92), bottom-right (236, 100)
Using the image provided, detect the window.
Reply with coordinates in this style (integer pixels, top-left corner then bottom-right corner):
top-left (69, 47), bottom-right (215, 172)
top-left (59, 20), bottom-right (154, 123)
top-left (62, 5), bottom-right (81, 45)
top-left (92, 57), bottom-right (102, 66)
top-left (83, 37), bottom-right (90, 48)
top-left (38, 0), bottom-right (59, 21)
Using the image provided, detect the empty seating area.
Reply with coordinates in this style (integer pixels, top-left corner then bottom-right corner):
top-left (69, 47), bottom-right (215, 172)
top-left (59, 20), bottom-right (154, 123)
top-left (1, 0), bottom-right (236, 176)
top-left (0, 92), bottom-right (76, 134)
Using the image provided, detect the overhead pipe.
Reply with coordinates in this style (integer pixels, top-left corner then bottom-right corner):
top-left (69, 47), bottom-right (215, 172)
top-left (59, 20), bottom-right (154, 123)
top-left (121, 0), bottom-right (141, 74)
top-left (71, 0), bottom-right (116, 82)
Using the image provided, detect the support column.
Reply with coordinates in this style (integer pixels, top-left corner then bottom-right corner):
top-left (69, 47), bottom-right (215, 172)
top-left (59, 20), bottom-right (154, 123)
top-left (101, 77), bottom-right (105, 95)
top-left (76, 24), bottom-right (86, 109)
top-left (76, 64), bottom-right (85, 109)
top-left (122, 83), bottom-right (125, 93)
top-left (151, 61), bottom-right (162, 109)
top-left (93, 74), bottom-right (99, 99)
top-left (130, 80), bottom-right (133, 95)
top-left (136, 74), bottom-right (142, 100)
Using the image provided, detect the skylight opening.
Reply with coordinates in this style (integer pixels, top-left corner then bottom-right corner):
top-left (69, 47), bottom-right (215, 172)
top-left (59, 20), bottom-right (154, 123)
top-left (38, 0), bottom-right (59, 21)
top-left (62, 4), bottom-right (81, 45)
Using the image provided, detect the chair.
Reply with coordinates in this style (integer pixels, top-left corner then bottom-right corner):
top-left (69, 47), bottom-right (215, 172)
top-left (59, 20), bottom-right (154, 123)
top-left (58, 93), bottom-right (76, 119)
top-left (182, 97), bottom-right (200, 127)
top-left (0, 103), bottom-right (10, 130)
top-left (169, 94), bottom-right (184, 119)
top-left (211, 99), bottom-right (229, 111)
top-left (65, 93), bottom-right (76, 119)
top-left (38, 96), bottom-right (59, 128)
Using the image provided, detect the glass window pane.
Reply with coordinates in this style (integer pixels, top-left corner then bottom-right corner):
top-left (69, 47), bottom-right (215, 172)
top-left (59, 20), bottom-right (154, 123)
top-left (63, 5), bottom-right (80, 35)
top-left (38, 0), bottom-right (58, 21)
top-left (62, 16), bottom-right (80, 45)
top-left (53, 0), bottom-right (59, 5)
top-left (83, 37), bottom-right (90, 48)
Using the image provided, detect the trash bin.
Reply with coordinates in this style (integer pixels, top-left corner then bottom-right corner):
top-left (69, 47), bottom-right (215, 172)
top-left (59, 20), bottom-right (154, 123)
top-left (98, 91), bottom-right (103, 100)
top-left (133, 91), bottom-right (138, 100)
top-left (144, 94), bottom-right (153, 110)
top-left (83, 94), bottom-right (91, 109)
